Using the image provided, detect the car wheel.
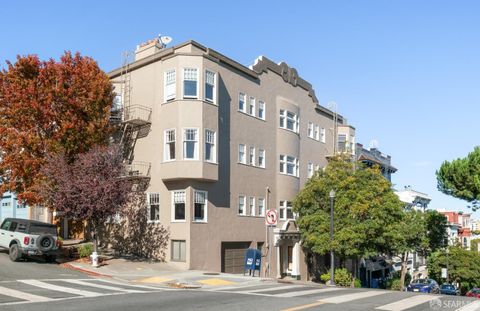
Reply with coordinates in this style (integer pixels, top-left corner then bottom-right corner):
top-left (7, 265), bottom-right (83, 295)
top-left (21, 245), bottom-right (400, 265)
top-left (9, 244), bottom-right (22, 262)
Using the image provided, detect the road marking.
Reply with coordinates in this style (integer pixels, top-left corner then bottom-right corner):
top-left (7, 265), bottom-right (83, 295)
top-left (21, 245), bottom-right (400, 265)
top-left (456, 300), bottom-right (480, 311)
top-left (282, 301), bottom-right (326, 311)
top-left (135, 276), bottom-right (173, 284)
top-left (198, 278), bottom-right (235, 286)
top-left (0, 285), bottom-right (53, 302)
top-left (246, 285), bottom-right (306, 293)
top-left (95, 278), bottom-right (170, 291)
top-left (376, 294), bottom-right (438, 310)
top-left (212, 283), bottom-right (272, 291)
top-left (318, 290), bottom-right (389, 304)
top-left (60, 279), bottom-right (145, 293)
top-left (275, 287), bottom-right (343, 298)
top-left (19, 280), bottom-right (102, 297)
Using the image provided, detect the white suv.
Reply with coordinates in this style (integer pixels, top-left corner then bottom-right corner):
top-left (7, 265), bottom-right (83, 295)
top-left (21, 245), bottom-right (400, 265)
top-left (0, 218), bottom-right (60, 262)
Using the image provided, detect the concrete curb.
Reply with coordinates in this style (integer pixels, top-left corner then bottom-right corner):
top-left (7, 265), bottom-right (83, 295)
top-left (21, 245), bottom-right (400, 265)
top-left (60, 263), bottom-right (112, 278)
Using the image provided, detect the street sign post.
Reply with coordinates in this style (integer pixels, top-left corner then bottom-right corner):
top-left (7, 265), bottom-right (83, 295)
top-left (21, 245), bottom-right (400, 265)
top-left (265, 209), bottom-right (278, 227)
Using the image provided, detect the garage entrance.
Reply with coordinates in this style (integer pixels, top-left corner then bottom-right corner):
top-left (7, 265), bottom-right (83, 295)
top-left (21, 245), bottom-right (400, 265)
top-left (221, 242), bottom-right (251, 274)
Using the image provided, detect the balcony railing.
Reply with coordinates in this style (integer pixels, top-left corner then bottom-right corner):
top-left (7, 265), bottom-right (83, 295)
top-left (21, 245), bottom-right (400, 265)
top-left (122, 161), bottom-right (151, 179)
top-left (123, 105), bottom-right (152, 126)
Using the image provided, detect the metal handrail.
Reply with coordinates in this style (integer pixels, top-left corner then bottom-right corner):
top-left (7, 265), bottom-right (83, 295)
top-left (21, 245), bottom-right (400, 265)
top-left (123, 161), bottom-right (151, 178)
top-left (123, 105), bottom-right (152, 123)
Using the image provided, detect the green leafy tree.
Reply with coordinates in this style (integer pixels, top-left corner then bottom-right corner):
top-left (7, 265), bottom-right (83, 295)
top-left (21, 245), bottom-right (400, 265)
top-left (388, 210), bottom-right (429, 290)
top-left (428, 246), bottom-right (480, 294)
top-left (437, 147), bottom-right (480, 210)
top-left (470, 238), bottom-right (480, 253)
top-left (293, 156), bottom-right (404, 263)
top-left (425, 210), bottom-right (448, 253)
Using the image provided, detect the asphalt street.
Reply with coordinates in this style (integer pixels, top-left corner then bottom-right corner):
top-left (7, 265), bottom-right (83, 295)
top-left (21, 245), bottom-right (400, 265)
top-left (0, 249), bottom-right (478, 311)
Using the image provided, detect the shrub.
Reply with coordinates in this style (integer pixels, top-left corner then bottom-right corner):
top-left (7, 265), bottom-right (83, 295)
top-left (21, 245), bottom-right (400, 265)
top-left (354, 278), bottom-right (362, 288)
top-left (77, 243), bottom-right (93, 258)
top-left (320, 273), bottom-right (330, 283)
top-left (334, 268), bottom-right (353, 287)
top-left (390, 279), bottom-right (402, 291)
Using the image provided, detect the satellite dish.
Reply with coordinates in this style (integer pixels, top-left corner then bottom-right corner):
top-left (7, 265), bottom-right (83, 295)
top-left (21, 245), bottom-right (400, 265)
top-left (158, 35), bottom-right (172, 46)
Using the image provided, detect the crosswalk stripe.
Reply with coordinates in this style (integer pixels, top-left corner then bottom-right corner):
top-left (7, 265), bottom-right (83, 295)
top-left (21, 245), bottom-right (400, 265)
top-left (376, 295), bottom-right (438, 311)
top-left (96, 279), bottom-right (169, 291)
top-left (209, 283), bottom-right (266, 291)
top-left (0, 285), bottom-right (53, 302)
top-left (275, 287), bottom-right (343, 298)
top-left (60, 279), bottom-right (145, 293)
top-left (456, 300), bottom-right (480, 311)
top-left (318, 290), bottom-right (389, 304)
top-left (19, 280), bottom-right (102, 298)
top-left (247, 285), bottom-right (306, 293)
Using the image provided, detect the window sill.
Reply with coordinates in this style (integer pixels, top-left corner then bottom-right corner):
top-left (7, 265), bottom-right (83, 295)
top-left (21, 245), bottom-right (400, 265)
top-left (237, 162), bottom-right (265, 169)
top-left (163, 159), bottom-right (176, 163)
top-left (279, 172), bottom-right (300, 179)
top-left (278, 127), bottom-right (300, 135)
top-left (171, 220), bottom-right (186, 223)
top-left (147, 220), bottom-right (161, 224)
top-left (205, 160), bottom-right (218, 165)
top-left (237, 110), bottom-right (266, 122)
top-left (193, 220), bottom-right (208, 224)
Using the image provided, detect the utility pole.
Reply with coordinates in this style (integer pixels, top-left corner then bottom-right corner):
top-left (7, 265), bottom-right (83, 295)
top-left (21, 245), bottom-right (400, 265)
top-left (330, 189), bottom-right (336, 286)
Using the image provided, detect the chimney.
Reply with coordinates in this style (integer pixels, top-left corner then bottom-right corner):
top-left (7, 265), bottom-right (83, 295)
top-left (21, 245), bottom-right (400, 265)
top-left (135, 38), bottom-right (163, 61)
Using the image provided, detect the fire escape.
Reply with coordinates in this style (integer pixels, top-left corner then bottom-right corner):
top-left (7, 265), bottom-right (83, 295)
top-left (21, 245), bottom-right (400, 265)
top-left (111, 52), bottom-right (152, 190)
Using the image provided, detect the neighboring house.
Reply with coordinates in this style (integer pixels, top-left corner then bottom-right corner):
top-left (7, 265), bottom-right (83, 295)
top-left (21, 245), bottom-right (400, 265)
top-left (356, 143), bottom-right (397, 182)
top-left (438, 210), bottom-right (472, 249)
top-left (107, 38), bottom-right (356, 280)
top-left (0, 192), bottom-right (29, 222)
top-left (395, 186), bottom-right (431, 212)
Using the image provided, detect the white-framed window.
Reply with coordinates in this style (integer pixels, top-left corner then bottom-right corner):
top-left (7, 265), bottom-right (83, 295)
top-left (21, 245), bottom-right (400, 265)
top-left (249, 196), bottom-right (255, 216)
top-left (307, 122), bottom-right (314, 138)
top-left (338, 134), bottom-right (347, 153)
top-left (113, 94), bottom-right (122, 110)
top-left (279, 201), bottom-right (294, 220)
top-left (238, 144), bottom-right (246, 164)
top-left (249, 146), bottom-right (255, 166)
top-left (171, 240), bottom-right (186, 262)
top-left (164, 129), bottom-right (176, 161)
top-left (320, 128), bottom-right (326, 143)
top-left (249, 96), bottom-right (255, 115)
top-left (205, 129), bottom-right (216, 163)
top-left (183, 68), bottom-right (198, 98)
top-left (172, 190), bottom-right (186, 222)
top-left (315, 164), bottom-right (321, 171)
top-left (314, 125), bottom-right (320, 141)
top-left (238, 92), bottom-right (246, 112)
top-left (307, 163), bottom-right (314, 178)
top-left (183, 128), bottom-right (198, 160)
top-left (350, 135), bottom-right (356, 155)
top-left (279, 109), bottom-right (285, 128)
top-left (279, 110), bottom-right (298, 133)
top-left (164, 69), bottom-right (176, 101)
top-left (205, 70), bottom-right (215, 103)
top-left (258, 198), bottom-right (265, 216)
top-left (194, 190), bottom-right (207, 222)
top-left (148, 193), bottom-right (160, 222)
top-left (258, 149), bottom-right (265, 168)
top-left (238, 195), bottom-right (246, 215)
top-left (279, 154), bottom-right (299, 177)
top-left (258, 101), bottom-right (265, 120)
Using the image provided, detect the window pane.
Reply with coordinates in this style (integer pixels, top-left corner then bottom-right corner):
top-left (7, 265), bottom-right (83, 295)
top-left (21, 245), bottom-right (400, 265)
top-left (194, 203), bottom-right (204, 219)
top-left (175, 203), bottom-right (185, 220)
top-left (239, 93), bottom-right (245, 111)
top-left (205, 84), bottom-right (213, 101)
top-left (184, 81), bottom-right (197, 97)
top-left (185, 141), bottom-right (195, 158)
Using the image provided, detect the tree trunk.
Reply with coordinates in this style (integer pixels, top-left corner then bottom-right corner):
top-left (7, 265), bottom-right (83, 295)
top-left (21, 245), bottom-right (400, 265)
top-left (399, 251), bottom-right (409, 291)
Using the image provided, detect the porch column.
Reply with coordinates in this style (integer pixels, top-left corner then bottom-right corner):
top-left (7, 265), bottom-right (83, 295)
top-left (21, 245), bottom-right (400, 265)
top-left (291, 241), bottom-right (300, 277)
top-left (276, 244), bottom-right (281, 279)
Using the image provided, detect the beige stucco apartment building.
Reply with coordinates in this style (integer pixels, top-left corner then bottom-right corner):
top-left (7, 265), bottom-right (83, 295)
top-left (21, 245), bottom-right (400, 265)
top-left (108, 39), bottom-right (355, 280)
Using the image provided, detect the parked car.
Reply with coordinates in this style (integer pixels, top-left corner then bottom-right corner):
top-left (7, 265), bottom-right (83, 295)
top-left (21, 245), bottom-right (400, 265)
top-left (466, 288), bottom-right (480, 298)
top-left (440, 284), bottom-right (460, 295)
top-left (0, 218), bottom-right (60, 262)
top-left (406, 278), bottom-right (440, 293)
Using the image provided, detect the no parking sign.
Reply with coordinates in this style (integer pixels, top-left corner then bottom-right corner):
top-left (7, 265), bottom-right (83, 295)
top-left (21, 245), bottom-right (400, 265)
top-left (265, 210), bottom-right (278, 227)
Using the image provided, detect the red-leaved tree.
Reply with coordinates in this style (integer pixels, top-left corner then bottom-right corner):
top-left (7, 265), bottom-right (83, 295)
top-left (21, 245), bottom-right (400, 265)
top-left (0, 52), bottom-right (113, 204)
top-left (37, 145), bottom-right (133, 252)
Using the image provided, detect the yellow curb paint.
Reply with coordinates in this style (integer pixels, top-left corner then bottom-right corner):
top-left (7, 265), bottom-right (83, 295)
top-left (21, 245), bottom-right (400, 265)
top-left (282, 301), bottom-right (325, 311)
top-left (136, 276), bottom-right (173, 284)
top-left (198, 278), bottom-right (235, 286)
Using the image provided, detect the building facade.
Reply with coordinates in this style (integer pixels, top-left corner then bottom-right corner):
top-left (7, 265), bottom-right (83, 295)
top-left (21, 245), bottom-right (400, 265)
top-left (439, 211), bottom-right (472, 249)
top-left (108, 39), bottom-right (355, 279)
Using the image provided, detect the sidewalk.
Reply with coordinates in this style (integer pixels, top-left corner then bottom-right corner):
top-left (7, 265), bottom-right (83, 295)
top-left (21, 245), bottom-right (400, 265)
top-left (60, 258), bottom-right (275, 289)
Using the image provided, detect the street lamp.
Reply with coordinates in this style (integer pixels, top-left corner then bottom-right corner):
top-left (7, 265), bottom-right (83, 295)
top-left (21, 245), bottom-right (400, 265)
top-left (330, 189), bottom-right (336, 286)
top-left (446, 246), bottom-right (450, 283)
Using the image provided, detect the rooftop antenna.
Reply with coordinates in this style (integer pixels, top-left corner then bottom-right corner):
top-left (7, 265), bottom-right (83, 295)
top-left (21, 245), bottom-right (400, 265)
top-left (158, 34), bottom-right (172, 48)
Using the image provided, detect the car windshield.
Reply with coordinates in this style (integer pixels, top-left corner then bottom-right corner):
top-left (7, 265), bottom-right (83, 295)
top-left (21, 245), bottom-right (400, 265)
top-left (29, 224), bottom-right (57, 235)
top-left (412, 279), bottom-right (428, 285)
top-left (442, 285), bottom-right (454, 289)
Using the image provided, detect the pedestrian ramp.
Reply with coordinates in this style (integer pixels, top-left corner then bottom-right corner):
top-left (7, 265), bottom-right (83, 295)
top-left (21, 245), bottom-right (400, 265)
top-left (0, 278), bottom-right (166, 306)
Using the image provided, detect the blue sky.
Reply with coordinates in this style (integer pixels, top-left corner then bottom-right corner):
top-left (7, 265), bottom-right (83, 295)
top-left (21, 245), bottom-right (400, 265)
top-left (1, 1), bottom-right (479, 216)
